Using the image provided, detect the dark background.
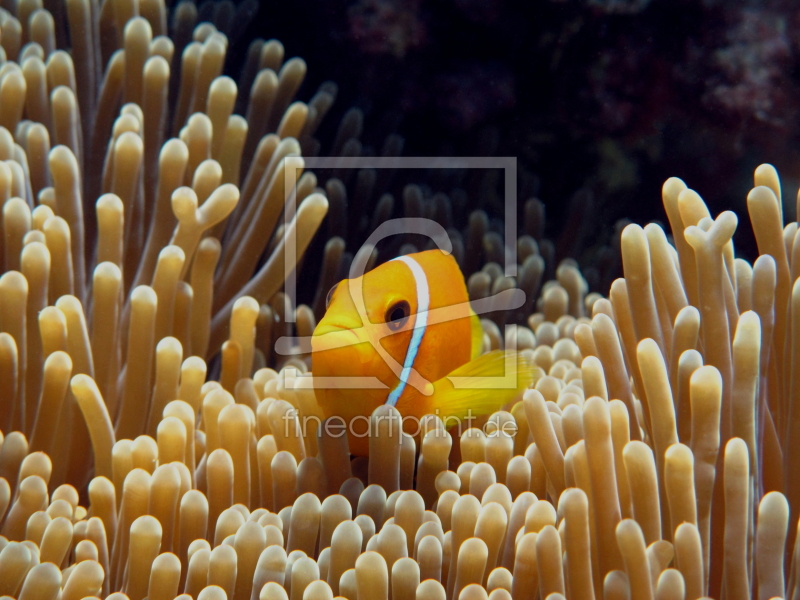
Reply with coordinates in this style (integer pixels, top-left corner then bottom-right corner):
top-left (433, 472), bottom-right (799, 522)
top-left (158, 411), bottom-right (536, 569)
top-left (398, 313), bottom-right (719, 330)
top-left (234, 0), bottom-right (800, 265)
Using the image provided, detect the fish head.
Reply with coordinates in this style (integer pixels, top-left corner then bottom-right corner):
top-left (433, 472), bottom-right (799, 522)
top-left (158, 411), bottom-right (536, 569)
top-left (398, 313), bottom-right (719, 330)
top-left (311, 262), bottom-right (417, 443)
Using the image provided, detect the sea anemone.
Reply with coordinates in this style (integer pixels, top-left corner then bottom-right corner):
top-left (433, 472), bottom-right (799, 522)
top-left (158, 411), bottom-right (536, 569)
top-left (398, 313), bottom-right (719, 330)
top-left (0, 1), bottom-right (791, 600)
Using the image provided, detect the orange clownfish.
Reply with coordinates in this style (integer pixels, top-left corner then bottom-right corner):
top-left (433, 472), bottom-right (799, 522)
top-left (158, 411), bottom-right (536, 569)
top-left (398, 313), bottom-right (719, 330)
top-left (311, 249), bottom-right (534, 455)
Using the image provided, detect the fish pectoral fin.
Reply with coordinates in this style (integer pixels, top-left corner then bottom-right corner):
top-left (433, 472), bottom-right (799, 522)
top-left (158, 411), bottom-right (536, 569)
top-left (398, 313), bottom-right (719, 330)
top-left (470, 308), bottom-right (483, 360)
top-left (398, 350), bottom-right (535, 422)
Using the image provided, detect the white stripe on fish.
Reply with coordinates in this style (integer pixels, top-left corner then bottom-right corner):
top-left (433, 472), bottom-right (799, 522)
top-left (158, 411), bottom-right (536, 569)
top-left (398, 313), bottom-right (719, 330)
top-left (386, 255), bottom-right (430, 406)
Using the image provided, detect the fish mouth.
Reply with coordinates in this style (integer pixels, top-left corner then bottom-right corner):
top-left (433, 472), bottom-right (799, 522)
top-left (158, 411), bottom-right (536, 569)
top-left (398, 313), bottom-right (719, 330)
top-left (313, 325), bottom-right (361, 348)
top-left (311, 323), bottom-right (374, 365)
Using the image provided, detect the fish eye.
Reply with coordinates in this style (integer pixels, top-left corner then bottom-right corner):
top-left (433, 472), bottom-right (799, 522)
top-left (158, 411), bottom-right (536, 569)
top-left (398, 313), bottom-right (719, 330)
top-left (385, 300), bottom-right (410, 331)
top-left (325, 282), bottom-right (339, 309)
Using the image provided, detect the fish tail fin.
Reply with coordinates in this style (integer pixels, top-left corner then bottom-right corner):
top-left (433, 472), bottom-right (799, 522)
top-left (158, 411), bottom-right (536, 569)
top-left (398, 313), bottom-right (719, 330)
top-left (426, 350), bottom-right (535, 422)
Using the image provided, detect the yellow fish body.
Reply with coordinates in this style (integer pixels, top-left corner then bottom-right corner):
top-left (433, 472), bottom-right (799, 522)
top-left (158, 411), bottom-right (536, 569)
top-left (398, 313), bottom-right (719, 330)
top-left (311, 249), bottom-right (534, 455)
